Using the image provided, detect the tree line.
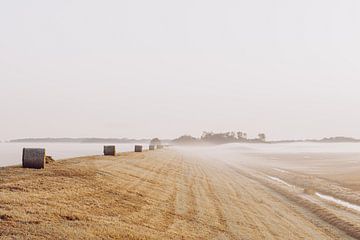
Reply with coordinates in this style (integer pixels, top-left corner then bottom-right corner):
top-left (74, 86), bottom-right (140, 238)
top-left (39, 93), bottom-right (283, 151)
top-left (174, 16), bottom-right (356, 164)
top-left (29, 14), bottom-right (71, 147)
top-left (173, 131), bottom-right (266, 145)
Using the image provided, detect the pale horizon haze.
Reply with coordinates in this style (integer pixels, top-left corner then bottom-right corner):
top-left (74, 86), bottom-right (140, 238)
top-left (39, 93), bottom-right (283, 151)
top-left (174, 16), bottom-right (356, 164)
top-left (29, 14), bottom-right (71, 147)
top-left (1, 0), bottom-right (359, 141)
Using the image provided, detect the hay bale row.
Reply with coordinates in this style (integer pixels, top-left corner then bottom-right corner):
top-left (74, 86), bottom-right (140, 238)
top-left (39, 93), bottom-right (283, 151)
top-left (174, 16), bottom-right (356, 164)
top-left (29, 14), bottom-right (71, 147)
top-left (21, 143), bottom-right (165, 169)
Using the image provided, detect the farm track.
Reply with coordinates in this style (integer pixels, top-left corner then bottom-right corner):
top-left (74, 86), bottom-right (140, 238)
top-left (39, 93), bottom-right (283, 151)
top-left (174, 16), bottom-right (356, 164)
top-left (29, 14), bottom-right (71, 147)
top-left (0, 149), bottom-right (358, 239)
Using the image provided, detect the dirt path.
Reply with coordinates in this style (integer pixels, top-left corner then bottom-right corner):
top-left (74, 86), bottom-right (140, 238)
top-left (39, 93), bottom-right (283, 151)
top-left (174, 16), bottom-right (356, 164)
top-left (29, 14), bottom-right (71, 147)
top-left (0, 149), bottom-right (357, 239)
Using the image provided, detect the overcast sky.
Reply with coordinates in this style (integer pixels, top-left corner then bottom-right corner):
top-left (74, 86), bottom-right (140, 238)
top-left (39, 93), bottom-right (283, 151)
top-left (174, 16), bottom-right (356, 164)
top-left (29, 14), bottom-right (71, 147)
top-left (0, 0), bottom-right (359, 140)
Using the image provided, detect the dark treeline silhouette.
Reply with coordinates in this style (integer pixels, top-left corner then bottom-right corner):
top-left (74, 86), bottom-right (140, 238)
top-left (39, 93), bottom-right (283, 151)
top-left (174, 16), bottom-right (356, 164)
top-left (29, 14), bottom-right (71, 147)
top-left (173, 131), bottom-right (267, 145)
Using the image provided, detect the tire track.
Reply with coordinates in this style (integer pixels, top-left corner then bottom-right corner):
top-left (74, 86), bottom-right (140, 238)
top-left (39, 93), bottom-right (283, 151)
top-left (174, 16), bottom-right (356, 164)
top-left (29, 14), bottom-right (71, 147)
top-left (229, 164), bottom-right (360, 239)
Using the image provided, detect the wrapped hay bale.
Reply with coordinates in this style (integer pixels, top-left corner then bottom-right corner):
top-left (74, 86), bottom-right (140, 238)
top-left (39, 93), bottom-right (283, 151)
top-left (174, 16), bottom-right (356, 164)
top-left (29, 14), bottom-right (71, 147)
top-left (104, 146), bottom-right (116, 156)
top-left (22, 148), bottom-right (45, 169)
top-left (135, 145), bottom-right (143, 152)
top-left (149, 145), bottom-right (155, 150)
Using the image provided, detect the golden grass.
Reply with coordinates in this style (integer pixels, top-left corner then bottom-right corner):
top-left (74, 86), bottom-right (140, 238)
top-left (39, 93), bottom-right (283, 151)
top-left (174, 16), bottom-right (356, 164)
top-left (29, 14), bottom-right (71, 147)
top-left (0, 150), bottom-right (356, 239)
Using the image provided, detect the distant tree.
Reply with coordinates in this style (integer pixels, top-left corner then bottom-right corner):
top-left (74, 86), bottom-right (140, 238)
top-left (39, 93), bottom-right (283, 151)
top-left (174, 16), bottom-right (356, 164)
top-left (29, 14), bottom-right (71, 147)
top-left (201, 131), bottom-right (238, 144)
top-left (201, 131), bottom-right (213, 139)
top-left (236, 132), bottom-right (248, 141)
top-left (227, 132), bottom-right (236, 138)
top-left (237, 132), bottom-right (248, 140)
top-left (258, 133), bottom-right (266, 142)
top-left (150, 138), bottom-right (161, 146)
top-left (172, 135), bottom-right (199, 145)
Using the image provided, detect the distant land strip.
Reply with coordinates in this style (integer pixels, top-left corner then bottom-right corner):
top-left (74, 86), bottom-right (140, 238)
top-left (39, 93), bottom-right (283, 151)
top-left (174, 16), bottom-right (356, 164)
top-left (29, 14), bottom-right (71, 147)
top-left (8, 138), bottom-right (172, 143)
top-left (7, 136), bottom-right (360, 144)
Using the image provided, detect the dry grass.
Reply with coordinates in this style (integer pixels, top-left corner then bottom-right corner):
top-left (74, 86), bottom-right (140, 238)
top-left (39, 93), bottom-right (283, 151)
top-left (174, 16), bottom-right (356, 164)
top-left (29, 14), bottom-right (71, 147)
top-left (304, 188), bottom-right (316, 195)
top-left (0, 149), bottom-right (356, 239)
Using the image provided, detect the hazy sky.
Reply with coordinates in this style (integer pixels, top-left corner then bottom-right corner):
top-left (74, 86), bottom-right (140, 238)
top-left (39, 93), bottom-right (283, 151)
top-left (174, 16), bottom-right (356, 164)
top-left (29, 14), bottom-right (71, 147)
top-left (1, 0), bottom-right (359, 140)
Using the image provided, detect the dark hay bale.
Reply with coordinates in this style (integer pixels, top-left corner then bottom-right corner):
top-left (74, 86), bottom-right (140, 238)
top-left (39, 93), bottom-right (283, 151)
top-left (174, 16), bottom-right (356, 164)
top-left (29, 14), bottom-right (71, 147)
top-left (22, 148), bottom-right (45, 169)
top-left (149, 145), bottom-right (155, 150)
top-left (104, 146), bottom-right (116, 156)
top-left (135, 145), bottom-right (143, 152)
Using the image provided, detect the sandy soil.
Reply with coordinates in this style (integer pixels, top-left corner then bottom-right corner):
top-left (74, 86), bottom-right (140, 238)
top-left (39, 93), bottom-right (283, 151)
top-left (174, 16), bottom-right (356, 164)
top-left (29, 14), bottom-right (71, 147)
top-left (1, 148), bottom-right (359, 239)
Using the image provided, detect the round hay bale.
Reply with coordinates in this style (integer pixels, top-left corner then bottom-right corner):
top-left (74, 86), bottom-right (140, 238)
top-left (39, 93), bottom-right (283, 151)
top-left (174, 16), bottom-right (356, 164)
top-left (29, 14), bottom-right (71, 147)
top-left (135, 145), bottom-right (143, 152)
top-left (149, 145), bottom-right (155, 150)
top-left (22, 148), bottom-right (45, 169)
top-left (104, 146), bottom-right (116, 156)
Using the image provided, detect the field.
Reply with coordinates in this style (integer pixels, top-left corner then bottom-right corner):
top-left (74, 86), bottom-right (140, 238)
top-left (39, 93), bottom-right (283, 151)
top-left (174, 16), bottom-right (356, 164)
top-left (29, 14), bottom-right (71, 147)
top-left (1, 147), bottom-right (360, 239)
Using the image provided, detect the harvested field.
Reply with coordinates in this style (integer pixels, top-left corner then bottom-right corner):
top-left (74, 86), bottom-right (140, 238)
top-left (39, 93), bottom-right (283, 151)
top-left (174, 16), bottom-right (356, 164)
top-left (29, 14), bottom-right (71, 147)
top-left (0, 148), bottom-right (359, 239)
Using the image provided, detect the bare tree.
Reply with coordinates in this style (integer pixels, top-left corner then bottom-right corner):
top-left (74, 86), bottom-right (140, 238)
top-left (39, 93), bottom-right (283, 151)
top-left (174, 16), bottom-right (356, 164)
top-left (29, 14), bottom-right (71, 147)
top-left (258, 133), bottom-right (266, 142)
top-left (150, 138), bottom-right (161, 145)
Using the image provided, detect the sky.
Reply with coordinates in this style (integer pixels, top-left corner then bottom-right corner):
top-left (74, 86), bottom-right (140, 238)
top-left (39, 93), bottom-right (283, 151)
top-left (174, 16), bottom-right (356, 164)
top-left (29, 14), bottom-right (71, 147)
top-left (0, 0), bottom-right (359, 140)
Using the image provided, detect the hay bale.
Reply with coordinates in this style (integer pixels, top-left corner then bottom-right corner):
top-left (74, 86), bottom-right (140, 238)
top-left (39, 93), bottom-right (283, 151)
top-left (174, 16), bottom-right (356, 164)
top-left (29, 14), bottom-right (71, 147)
top-left (104, 146), bottom-right (116, 156)
top-left (22, 148), bottom-right (45, 169)
top-left (157, 144), bottom-right (163, 149)
top-left (135, 145), bottom-right (143, 152)
top-left (149, 145), bottom-right (155, 150)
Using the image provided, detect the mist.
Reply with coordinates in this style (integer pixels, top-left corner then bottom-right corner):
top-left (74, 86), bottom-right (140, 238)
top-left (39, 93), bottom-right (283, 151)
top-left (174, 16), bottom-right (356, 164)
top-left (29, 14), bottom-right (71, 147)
top-left (1, 0), bottom-right (360, 140)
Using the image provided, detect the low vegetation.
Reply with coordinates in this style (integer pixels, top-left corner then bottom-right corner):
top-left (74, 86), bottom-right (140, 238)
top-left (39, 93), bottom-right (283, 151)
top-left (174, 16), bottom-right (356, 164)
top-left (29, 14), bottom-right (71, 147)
top-left (173, 131), bottom-right (267, 145)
